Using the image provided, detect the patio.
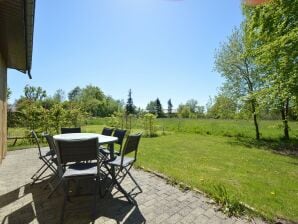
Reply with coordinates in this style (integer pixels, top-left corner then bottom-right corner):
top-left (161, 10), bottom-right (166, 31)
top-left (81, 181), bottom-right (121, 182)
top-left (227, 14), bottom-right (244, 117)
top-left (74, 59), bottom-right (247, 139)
top-left (0, 148), bottom-right (265, 224)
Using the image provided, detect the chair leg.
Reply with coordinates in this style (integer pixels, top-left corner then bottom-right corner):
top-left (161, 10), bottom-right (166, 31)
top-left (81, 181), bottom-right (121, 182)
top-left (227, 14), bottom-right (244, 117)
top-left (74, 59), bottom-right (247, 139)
top-left (107, 166), bottom-right (135, 204)
top-left (31, 163), bottom-right (47, 179)
top-left (92, 177), bottom-right (99, 220)
top-left (48, 178), bottom-right (62, 198)
top-left (126, 168), bottom-right (143, 193)
top-left (31, 164), bottom-right (51, 185)
top-left (60, 179), bottom-right (68, 224)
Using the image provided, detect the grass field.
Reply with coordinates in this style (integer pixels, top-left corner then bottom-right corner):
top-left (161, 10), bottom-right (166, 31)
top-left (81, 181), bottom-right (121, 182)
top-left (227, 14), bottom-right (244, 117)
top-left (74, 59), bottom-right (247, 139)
top-left (136, 133), bottom-right (298, 222)
top-left (7, 118), bottom-right (298, 222)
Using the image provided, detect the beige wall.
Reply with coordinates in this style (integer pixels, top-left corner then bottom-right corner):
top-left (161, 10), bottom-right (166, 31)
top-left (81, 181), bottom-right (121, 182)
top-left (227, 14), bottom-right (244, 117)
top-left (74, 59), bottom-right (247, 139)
top-left (0, 53), bottom-right (7, 164)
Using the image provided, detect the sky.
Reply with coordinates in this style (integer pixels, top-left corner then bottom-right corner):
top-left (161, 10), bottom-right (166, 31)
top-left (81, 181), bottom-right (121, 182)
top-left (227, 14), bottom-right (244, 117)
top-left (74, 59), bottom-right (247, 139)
top-left (8, 0), bottom-right (244, 109)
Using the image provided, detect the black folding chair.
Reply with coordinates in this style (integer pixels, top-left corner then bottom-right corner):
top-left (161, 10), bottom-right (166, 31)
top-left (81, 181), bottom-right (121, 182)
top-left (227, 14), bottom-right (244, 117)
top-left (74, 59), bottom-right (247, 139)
top-left (30, 131), bottom-right (57, 185)
top-left (61, 127), bottom-right (81, 134)
top-left (55, 137), bottom-right (106, 222)
top-left (101, 127), bottom-right (114, 136)
top-left (100, 129), bottom-right (127, 157)
top-left (104, 133), bottom-right (142, 203)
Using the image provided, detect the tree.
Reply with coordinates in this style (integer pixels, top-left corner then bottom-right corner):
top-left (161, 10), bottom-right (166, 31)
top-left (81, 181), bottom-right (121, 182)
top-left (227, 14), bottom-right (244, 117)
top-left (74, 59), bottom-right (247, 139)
top-left (79, 85), bottom-right (105, 116)
top-left (214, 27), bottom-right (262, 139)
top-left (185, 99), bottom-right (199, 113)
top-left (53, 89), bottom-right (65, 102)
top-left (244, 0), bottom-right (298, 139)
top-left (68, 86), bottom-right (81, 101)
top-left (155, 98), bottom-right (164, 118)
top-left (7, 87), bottom-right (12, 100)
top-left (167, 99), bottom-right (173, 117)
top-left (146, 100), bottom-right (157, 114)
top-left (177, 104), bottom-right (192, 118)
top-left (23, 85), bottom-right (47, 101)
top-left (125, 89), bottom-right (136, 115)
top-left (207, 94), bottom-right (237, 119)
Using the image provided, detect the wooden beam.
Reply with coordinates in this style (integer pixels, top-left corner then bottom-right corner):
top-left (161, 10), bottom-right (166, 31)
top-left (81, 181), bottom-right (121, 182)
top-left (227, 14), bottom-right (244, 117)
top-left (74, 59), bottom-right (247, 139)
top-left (0, 53), bottom-right (7, 164)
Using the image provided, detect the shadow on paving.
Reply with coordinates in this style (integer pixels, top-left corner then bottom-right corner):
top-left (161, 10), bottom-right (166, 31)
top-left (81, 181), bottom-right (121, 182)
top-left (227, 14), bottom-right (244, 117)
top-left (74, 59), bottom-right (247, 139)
top-left (0, 177), bottom-right (146, 224)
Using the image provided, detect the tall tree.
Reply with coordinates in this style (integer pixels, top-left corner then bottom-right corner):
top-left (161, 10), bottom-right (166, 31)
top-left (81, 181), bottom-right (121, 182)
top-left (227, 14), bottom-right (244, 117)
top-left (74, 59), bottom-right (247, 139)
top-left (167, 99), bottom-right (173, 117)
top-left (23, 85), bottom-right (47, 101)
top-left (214, 27), bottom-right (262, 139)
top-left (207, 94), bottom-right (237, 119)
top-left (244, 0), bottom-right (298, 139)
top-left (53, 89), bottom-right (65, 102)
top-left (68, 86), bottom-right (81, 101)
top-left (125, 89), bottom-right (136, 115)
top-left (155, 98), bottom-right (164, 118)
top-left (146, 100), bottom-right (157, 114)
top-left (185, 99), bottom-right (198, 113)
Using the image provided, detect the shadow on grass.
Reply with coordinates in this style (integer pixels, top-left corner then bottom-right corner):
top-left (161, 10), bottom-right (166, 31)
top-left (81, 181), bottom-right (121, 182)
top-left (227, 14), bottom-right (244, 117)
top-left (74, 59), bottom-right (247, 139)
top-left (227, 137), bottom-right (298, 157)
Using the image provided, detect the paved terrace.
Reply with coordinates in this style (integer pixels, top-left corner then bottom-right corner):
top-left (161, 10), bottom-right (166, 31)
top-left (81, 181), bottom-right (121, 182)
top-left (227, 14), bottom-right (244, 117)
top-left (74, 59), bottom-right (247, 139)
top-left (0, 148), bottom-right (265, 224)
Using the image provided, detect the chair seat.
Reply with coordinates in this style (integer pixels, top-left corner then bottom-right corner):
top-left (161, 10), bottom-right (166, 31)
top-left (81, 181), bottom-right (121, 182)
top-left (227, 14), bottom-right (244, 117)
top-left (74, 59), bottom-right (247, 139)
top-left (40, 149), bottom-right (55, 158)
top-left (108, 156), bottom-right (135, 167)
top-left (99, 146), bottom-right (110, 155)
top-left (63, 163), bottom-right (97, 178)
top-left (99, 146), bottom-right (120, 156)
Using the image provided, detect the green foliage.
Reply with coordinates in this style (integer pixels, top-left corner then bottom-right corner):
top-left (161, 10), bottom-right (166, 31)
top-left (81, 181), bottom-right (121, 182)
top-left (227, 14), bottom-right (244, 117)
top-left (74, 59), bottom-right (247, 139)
top-left (125, 89), bottom-right (136, 115)
top-left (177, 99), bottom-right (205, 118)
top-left (207, 95), bottom-right (237, 119)
top-left (53, 89), bottom-right (65, 102)
top-left (7, 87), bottom-right (12, 100)
top-left (244, 0), bottom-right (298, 139)
top-left (142, 113), bottom-right (158, 137)
top-left (146, 98), bottom-right (165, 118)
top-left (23, 85), bottom-right (47, 101)
top-left (68, 86), bottom-right (81, 101)
top-left (19, 101), bottom-right (47, 133)
top-left (167, 99), bottom-right (173, 117)
top-left (213, 185), bottom-right (246, 217)
top-left (146, 100), bottom-right (157, 114)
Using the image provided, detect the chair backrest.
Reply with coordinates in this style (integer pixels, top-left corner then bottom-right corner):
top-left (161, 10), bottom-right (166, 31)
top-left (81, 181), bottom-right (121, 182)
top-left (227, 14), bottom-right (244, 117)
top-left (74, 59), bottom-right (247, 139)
top-left (31, 130), bottom-right (42, 157)
top-left (113, 129), bottom-right (127, 148)
top-left (43, 133), bottom-right (56, 154)
top-left (101, 127), bottom-right (114, 136)
top-left (61, 127), bottom-right (81, 134)
top-left (55, 137), bottom-right (98, 165)
top-left (121, 133), bottom-right (142, 161)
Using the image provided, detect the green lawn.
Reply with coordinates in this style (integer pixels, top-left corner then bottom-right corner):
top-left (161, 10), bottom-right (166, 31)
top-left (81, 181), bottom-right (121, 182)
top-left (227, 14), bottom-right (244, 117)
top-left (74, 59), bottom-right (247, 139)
top-left (136, 133), bottom-right (298, 222)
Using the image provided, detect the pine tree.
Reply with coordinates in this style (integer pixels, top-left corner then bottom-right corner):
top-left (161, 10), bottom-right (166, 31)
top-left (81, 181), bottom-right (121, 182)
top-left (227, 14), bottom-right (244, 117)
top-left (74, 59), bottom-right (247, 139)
top-left (155, 98), bottom-right (164, 118)
top-left (167, 99), bottom-right (173, 117)
top-left (125, 89), bottom-right (136, 115)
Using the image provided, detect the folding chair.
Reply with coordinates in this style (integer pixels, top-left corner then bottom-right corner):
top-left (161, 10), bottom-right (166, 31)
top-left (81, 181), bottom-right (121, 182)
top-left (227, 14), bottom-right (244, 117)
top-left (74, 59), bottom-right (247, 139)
top-left (101, 127), bottom-right (114, 136)
top-left (55, 137), bottom-right (106, 222)
top-left (104, 133), bottom-right (142, 203)
top-left (100, 129), bottom-right (127, 157)
top-left (30, 131), bottom-right (57, 185)
top-left (61, 127), bottom-right (81, 134)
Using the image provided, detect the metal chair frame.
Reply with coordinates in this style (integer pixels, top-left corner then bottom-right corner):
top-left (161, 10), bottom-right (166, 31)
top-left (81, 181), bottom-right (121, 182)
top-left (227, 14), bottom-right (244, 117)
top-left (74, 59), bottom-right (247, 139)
top-left (55, 137), bottom-right (105, 223)
top-left (104, 133), bottom-right (142, 204)
top-left (101, 127), bottom-right (114, 136)
top-left (30, 131), bottom-right (57, 185)
top-left (61, 127), bottom-right (81, 134)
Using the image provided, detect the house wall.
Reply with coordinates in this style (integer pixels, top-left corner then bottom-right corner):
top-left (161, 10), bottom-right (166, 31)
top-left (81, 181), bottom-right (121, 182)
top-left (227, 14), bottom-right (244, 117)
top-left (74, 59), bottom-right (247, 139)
top-left (0, 52), bottom-right (7, 164)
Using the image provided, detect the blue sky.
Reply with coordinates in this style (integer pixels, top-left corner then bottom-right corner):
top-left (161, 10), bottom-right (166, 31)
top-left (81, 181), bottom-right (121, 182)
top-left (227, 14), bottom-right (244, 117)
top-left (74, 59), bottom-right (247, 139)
top-left (8, 0), bottom-right (244, 109)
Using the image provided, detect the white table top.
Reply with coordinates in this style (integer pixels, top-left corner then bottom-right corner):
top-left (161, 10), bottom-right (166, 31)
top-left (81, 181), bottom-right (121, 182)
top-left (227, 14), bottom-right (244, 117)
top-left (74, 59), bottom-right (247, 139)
top-left (53, 133), bottom-right (118, 145)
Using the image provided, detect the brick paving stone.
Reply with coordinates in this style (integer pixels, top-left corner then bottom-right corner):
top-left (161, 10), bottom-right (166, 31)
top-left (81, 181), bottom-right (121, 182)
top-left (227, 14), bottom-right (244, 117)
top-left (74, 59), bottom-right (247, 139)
top-left (0, 148), bottom-right (267, 224)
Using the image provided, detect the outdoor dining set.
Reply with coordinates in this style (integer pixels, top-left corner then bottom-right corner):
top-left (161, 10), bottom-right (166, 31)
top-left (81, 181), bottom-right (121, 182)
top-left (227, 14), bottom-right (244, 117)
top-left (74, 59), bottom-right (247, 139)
top-left (29, 127), bottom-right (142, 222)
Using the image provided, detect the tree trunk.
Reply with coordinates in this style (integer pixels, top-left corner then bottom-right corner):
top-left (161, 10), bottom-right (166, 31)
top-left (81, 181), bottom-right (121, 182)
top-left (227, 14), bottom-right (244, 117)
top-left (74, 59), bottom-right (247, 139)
top-left (251, 100), bottom-right (260, 140)
top-left (281, 99), bottom-right (289, 140)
